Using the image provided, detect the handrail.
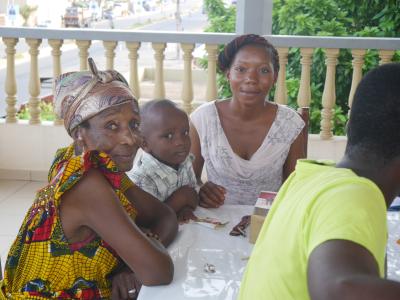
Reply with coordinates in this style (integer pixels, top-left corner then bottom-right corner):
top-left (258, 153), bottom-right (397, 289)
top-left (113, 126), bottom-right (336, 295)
top-left (0, 27), bottom-right (399, 50)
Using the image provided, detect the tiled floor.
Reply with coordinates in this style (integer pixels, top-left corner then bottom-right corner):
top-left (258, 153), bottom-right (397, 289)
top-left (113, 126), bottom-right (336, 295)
top-left (0, 179), bottom-right (45, 275)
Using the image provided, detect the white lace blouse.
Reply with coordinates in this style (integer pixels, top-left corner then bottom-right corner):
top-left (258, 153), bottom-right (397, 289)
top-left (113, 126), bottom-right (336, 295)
top-left (190, 100), bottom-right (304, 205)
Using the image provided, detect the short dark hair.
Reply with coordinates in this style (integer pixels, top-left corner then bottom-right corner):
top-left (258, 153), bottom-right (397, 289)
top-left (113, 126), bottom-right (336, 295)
top-left (217, 34), bottom-right (279, 75)
top-left (140, 99), bottom-right (184, 135)
top-left (140, 99), bottom-right (178, 118)
top-left (346, 63), bottom-right (400, 163)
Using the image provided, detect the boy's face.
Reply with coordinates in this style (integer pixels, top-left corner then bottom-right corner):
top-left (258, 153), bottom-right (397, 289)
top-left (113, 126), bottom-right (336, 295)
top-left (142, 106), bottom-right (191, 169)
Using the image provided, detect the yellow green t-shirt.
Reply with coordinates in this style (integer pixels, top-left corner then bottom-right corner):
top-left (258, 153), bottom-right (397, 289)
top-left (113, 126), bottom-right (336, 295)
top-left (238, 160), bottom-right (387, 300)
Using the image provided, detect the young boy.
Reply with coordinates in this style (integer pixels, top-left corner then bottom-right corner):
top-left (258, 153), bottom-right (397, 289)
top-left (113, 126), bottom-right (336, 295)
top-left (127, 99), bottom-right (198, 222)
top-left (239, 63), bottom-right (400, 299)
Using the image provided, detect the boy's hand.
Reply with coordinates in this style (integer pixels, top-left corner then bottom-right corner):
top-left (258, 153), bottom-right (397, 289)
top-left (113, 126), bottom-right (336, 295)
top-left (177, 207), bottom-right (198, 224)
top-left (199, 181), bottom-right (226, 208)
top-left (166, 186), bottom-right (198, 213)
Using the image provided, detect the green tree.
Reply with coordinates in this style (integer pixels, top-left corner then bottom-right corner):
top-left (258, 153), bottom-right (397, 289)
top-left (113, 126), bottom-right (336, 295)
top-left (19, 4), bottom-right (38, 26)
top-left (203, 0), bottom-right (400, 135)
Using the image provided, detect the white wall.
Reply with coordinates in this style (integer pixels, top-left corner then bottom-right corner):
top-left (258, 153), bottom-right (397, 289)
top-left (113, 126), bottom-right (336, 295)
top-left (0, 122), bottom-right (347, 181)
top-left (0, 121), bottom-right (72, 181)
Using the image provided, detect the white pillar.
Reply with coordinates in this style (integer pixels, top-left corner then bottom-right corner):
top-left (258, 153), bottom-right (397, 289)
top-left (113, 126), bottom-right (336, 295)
top-left (152, 43), bottom-right (166, 100)
top-left (76, 40), bottom-right (91, 71)
top-left (103, 40), bottom-right (118, 70)
top-left (297, 48), bottom-right (314, 108)
top-left (126, 41), bottom-right (141, 101)
top-left (3, 37), bottom-right (18, 123)
top-left (348, 49), bottom-right (366, 113)
top-left (320, 48), bottom-right (339, 140)
top-left (49, 39), bottom-right (64, 126)
top-left (274, 47), bottom-right (289, 105)
top-left (26, 38), bottom-right (42, 125)
top-left (205, 44), bottom-right (218, 102)
top-left (181, 43), bottom-right (195, 114)
top-left (236, 0), bottom-right (273, 35)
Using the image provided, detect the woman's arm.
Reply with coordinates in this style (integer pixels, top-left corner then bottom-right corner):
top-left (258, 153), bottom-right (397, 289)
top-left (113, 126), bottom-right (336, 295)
top-left (189, 120), bottom-right (226, 208)
top-left (61, 169), bottom-right (174, 286)
top-left (124, 184), bottom-right (178, 247)
top-left (282, 130), bottom-right (306, 181)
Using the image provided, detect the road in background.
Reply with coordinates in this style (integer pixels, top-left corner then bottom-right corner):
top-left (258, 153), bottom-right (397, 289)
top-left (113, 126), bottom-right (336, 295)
top-left (0, 6), bottom-right (208, 116)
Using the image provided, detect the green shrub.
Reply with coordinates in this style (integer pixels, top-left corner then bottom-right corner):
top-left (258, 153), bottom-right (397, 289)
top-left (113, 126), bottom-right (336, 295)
top-left (18, 102), bottom-right (56, 122)
top-left (203, 0), bottom-right (400, 135)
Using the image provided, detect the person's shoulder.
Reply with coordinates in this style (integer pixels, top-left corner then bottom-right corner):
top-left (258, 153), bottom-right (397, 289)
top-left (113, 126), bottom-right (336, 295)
top-left (129, 152), bottom-right (159, 178)
top-left (275, 104), bottom-right (305, 128)
top-left (190, 100), bottom-right (216, 117)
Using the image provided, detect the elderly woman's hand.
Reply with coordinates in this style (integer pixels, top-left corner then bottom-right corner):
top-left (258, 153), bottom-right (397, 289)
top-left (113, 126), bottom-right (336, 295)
top-left (111, 269), bottom-right (142, 300)
top-left (199, 182), bottom-right (226, 208)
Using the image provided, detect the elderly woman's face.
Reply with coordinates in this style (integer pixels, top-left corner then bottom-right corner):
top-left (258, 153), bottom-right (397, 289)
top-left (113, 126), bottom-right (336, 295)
top-left (78, 101), bottom-right (141, 171)
top-left (227, 44), bottom-right (277, 105)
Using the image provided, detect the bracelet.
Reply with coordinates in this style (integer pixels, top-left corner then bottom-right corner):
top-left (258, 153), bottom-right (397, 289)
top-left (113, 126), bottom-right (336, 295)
top-left (145, 231), bottom-right (161, 241)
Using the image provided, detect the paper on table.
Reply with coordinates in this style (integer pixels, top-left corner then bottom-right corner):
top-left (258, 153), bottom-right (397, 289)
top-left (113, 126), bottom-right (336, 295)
top-left (191, 217), bottom-right (229, 229)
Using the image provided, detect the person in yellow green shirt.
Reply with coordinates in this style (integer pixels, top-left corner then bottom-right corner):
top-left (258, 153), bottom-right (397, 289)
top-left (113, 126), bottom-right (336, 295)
top-left (239, 62), bottom-right (400, 300)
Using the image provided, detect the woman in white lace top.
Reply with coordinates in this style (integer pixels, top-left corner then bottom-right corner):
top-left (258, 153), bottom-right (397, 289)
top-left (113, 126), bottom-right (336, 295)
top-left (190, 34), bottom-right (305, 206)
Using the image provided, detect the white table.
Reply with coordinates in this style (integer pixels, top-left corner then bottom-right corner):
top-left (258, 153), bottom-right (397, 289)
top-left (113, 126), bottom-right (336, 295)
top-left (387, 211), bottom-right (400, 281)
top-left (138, 205), bottom-right (253, 300)
top-left (139, 207), bottom-right (400, 300)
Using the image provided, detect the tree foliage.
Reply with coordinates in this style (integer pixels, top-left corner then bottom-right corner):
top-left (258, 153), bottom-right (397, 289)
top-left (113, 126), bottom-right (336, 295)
top-left (19, 4), bottom-right (38, 26)
top-left (203, 0), bottom-right (400, 135)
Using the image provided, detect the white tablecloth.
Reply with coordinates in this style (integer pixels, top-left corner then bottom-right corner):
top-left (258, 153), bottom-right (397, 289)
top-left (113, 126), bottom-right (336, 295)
top-left (387, 211), bottom-right (400, 281)
top-left (138, 208), bottom-right (400, 299)
top-left (138, 205), bottom-right (253, 300)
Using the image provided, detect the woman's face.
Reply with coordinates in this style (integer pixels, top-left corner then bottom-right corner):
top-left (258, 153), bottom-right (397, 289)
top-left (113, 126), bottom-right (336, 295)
top-left (227, 45), bottom-right (277, 105)
top-left (78, 101), bottom-right (141, 172)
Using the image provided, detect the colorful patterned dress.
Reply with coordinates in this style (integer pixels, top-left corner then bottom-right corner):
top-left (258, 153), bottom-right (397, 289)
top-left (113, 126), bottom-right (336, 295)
top-left (1, 145), bottom-right (137, 299)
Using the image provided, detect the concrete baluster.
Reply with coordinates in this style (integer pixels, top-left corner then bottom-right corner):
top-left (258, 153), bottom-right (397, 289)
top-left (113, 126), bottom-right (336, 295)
top-left (152, 43), bottom-right (166, 99)
top-left (297, 48), bottom-right (313, 108)
top-left (3, 37), bottom-right (18, 123)
top-left (76, 40), bottom-right (91, 71)
top-left (274, 47), bottom-right (289, 104)
top-left (126, 41), bottom-right (141, 101)
top-left (320, 48), bottom-right (339, 140)
top-left (181, 43), bottom-right (195, 114)
top-left (379, 49), bottom-right (394, 65)
top-left (26, 38), bottom-right (42, 125)
top-left (347, 49), bottom-right (366, 116)
top-left (103, 40), bottom-right (118, 70)
top-left (49, 39), bottom-right (64, 125)
top-left (205, 44), bottom-right (218, 102)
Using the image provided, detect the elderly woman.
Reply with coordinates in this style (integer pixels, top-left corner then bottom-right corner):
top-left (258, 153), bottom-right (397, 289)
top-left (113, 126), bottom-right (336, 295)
top-left (190, 34), bottom-right (306, 207)
top-left (0, 59), bottom-right (177, 299)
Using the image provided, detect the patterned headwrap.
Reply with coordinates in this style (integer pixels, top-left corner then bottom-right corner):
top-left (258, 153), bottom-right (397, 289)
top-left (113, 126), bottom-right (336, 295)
top-left (217, 34), bottom-right (280, 74)
top-left (54, 57), bottom-right (137, 136)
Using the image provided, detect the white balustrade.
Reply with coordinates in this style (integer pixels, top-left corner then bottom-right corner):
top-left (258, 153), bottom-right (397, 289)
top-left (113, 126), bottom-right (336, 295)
top-left (297, 48), bottom-right (313, 108)
top-left (26, 38), bottom-right (42, 125)
top-left (152, 43), bottom-right (166, 100)
top-left (48, 39), bottom-right (64, 125)
top-left (379, 50), bottom-right (395, 65)
top-left (348, 49), bottom-right (366, 113)
top-left (205, 44), bottom-right (218, 101)
top-left (3, 37), bottom-right (18, 123)
top-left (181, 43), bottom-right (195, 113)
top-left (320, 48), bottom-right (339, 140)
top-left (76, 40), bottom-right (91, 71)
top-left (126, 42), bottom-right (141, 100)
top-left (103, 41), bottom-right (118, 70)
top-left (274, 47), bottom-right (289, 105)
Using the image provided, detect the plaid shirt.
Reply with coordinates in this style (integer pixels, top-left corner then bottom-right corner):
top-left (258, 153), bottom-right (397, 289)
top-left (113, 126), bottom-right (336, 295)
top-left (127, 151), bottom-right (197, 202)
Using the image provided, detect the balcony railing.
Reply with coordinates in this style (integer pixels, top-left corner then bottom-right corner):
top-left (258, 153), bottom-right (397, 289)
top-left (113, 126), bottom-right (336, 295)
top-left (0, 27), bottom-right (399, 180)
